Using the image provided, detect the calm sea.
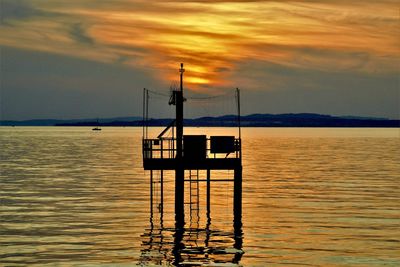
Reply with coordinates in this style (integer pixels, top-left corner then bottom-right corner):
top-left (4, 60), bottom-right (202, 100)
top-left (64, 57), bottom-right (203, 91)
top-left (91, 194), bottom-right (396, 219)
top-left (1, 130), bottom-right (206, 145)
top-left (1, 127), bottom-right (399, 266)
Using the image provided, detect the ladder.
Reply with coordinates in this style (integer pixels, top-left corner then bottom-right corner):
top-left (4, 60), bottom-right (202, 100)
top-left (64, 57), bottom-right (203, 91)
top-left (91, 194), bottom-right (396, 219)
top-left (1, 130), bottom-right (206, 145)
top-left (150, 170), bottom-right (164, 216)
top-left (188, 169), bottom-right (200, 225)
top-left (187, 169), bottom-right (200, 251)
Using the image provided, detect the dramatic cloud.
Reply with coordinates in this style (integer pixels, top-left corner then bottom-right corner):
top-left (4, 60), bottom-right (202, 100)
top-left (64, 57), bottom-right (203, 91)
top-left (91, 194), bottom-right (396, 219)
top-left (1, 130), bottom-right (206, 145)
top-left (0, 0), bottom-right (398, 119)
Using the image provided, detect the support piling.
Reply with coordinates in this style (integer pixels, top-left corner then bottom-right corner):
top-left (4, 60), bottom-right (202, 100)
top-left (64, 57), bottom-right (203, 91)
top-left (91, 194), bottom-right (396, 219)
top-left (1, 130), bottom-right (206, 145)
top-left (234, 166), bottom-right (242, 229)
top-left (206, 169), bottom-right (211, 216)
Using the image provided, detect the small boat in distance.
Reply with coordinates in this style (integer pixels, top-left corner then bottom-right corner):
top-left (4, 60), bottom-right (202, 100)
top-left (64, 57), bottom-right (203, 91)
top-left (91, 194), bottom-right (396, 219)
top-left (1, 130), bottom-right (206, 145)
top-left (92, 119), bottom-right (102, 131)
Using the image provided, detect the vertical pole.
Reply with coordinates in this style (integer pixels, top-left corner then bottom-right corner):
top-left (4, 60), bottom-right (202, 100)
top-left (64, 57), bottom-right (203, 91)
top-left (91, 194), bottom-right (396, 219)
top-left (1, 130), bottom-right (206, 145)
top-left (142, 88), bottom-right (146, 139)
top-left (160, 139), bottom-right (163, 159)
top-left (233, 165), bottom-right (243, 264)
top-left (146, 89), bottom-right (149, 139)
top-left (150, 170), bottom-right (153, 215)
top-left (173, 227), bottom-right (184, 265)
top-left (234, 88), bottom-right (242, 230)
top-left (236, 88), bottom-right (241, 141)
top-left (172, 126), bottom-right (175, 158)
top-left (175, 63), bottom-right (185, 228)
top-left (234, 166), bottom-right (242, 229)
top-left (160, 170), bottom-right (164, 214)
top-left (142, 88), bottom-right (146, 161)
top-left (206, 169), bottom-right (211, 216)
top-left (233, 220), bottom-right (243, 263)
top-left (176, 63), bottom-right (184, 156)
top-left (236, 88), bottom-right (242, 161)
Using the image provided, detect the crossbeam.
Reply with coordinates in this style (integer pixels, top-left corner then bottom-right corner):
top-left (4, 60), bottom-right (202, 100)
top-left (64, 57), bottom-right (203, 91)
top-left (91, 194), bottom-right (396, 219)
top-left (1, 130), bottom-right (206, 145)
top-left (184, 179), bottom-right (234, 182)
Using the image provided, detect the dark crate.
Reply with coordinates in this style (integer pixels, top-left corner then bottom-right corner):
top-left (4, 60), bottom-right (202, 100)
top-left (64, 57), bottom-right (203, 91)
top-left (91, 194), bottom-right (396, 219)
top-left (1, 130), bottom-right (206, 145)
top-left (183, 135), bottom-right (207, 159)
top-left (210, 136), bottom-right (235, 154)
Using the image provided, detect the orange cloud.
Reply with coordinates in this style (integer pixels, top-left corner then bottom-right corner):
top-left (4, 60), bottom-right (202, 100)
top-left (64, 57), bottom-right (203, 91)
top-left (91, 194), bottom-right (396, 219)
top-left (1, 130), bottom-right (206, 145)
top-left (1, 0), bottom-right (398, 91)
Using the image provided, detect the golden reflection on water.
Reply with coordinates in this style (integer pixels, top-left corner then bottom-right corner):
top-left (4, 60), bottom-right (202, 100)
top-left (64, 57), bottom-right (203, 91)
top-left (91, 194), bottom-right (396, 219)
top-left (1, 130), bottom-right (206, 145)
top-left (1, 127), bottom-right (399, 266)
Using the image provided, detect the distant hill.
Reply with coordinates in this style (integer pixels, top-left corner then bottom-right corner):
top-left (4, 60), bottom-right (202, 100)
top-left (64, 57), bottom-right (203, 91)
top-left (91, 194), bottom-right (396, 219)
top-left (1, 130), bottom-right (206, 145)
top-left (0, 116), bottom-right (141, 126)
top-left (1, 114), bottom-right (398, 127)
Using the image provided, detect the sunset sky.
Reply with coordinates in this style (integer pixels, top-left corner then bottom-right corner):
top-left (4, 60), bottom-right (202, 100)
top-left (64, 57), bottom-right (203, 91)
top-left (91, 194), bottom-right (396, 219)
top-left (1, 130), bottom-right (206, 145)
top-left (1, 0), bottom-right (399, 120)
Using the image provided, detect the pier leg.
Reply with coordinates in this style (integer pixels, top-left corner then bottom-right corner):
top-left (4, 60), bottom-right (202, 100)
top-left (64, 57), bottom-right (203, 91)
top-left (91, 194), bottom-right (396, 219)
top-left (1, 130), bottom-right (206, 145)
top-left (234, 166), bottom-right (242, 229)
top-left (160, 170), bottom-right (164, 214)
top-left (175, 74), bottom-right (185, 229)
top-left (172, 227), bottom-right (184, 265)
top-left (233, 166), bottom-right (244, 263)
top-left (233, 220), bottom-right (243, 263)
top-left (175, 168), bottom-right (185, 228)
top-left (207, 169), bottom-right (211, 217)
top-left (150, 170), bottom-right (153, 215)
top-left (205, 205), bottom-right (211, 260)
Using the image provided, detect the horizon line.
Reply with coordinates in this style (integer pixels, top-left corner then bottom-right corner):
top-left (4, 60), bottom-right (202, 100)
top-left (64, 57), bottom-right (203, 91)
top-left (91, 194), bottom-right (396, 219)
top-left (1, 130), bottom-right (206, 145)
top-left (1, 112), bottom-right (396, 122)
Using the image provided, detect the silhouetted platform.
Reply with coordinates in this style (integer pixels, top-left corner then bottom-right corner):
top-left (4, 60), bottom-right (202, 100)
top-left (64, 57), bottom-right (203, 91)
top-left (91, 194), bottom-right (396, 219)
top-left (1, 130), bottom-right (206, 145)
top-left (143, 158), bottom-right (241, 170)
top-left (143, 137), bottom-right (241, 170)
top-left (142, 64), bottom-right (243, 232)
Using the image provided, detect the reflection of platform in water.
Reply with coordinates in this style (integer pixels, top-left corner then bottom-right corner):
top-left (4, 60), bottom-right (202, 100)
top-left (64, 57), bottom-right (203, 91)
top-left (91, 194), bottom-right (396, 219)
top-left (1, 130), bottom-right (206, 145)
top-left (138, 206), bottom-right (243, 266)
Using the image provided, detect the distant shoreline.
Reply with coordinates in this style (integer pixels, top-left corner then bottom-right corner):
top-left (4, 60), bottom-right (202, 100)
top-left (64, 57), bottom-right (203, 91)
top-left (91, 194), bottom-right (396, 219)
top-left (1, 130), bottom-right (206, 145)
top-left (1, 113), bottom-right (399, 128)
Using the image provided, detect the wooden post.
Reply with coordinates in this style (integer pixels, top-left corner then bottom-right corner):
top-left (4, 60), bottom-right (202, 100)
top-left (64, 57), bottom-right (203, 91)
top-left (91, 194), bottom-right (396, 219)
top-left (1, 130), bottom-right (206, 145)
top-left (175, 63), bottom-right (185, 228)
top-left (207, 169), bottom-right (211, 216)
top-left (142, 88), bottom-right (145, 139)
top-left (150, 170), bottom-right (153, 215)
top-left (172, 227), bottom-right (184, 265)
top-left (233, 221), bottom-right (243, 263)
top-left (160, 139), bottom-right (163, 159)
top-left (160, 170), bottom-right (164, 214)
top-left (234, 166), bottom-right (242, 229)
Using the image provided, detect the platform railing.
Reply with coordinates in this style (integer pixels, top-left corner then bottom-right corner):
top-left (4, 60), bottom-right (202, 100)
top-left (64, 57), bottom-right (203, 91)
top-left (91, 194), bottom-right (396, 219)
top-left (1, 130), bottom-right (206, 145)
top-left (143, 138), bottom-right (241, 160)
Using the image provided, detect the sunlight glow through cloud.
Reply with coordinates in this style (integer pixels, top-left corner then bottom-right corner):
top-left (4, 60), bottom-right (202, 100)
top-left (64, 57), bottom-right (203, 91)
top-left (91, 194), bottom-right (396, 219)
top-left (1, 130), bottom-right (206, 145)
top-left (1, 0), bottom-right (398, 92)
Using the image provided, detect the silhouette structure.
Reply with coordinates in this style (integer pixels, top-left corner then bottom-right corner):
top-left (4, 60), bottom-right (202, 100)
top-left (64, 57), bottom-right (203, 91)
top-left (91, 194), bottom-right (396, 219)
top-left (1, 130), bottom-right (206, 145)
top-left (141, 63), bottom-right (243, 265)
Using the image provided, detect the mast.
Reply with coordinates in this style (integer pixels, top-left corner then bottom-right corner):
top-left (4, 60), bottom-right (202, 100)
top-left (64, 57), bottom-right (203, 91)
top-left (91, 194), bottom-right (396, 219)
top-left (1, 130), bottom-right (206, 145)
top-left (236, 88), bottom-right (241, 142)
top-left (176, 63), bottom-right (184, 160)
top-left (175, 63), bottom-right (185, 228)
